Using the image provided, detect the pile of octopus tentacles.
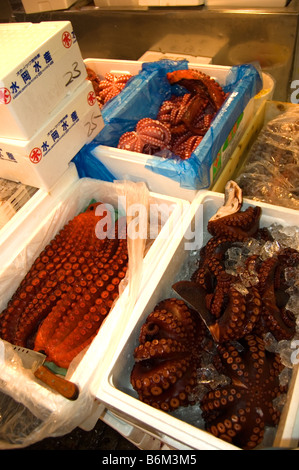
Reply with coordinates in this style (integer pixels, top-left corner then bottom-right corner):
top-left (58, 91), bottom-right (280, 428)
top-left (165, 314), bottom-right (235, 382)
top-left (117, 69), bottom-right (227, 160)
top-left (0, 202), bottom-right (128, 370)
top-left (130, 182), bottom-right (299, 450)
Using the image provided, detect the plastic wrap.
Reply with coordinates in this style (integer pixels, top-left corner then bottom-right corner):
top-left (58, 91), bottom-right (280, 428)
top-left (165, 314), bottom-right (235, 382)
top-left (236, 107), bottom-right (299, 210)
top-left (80, 60), bottom-right (262, 190)
top-left (0, 177), bottom-right (154, 449)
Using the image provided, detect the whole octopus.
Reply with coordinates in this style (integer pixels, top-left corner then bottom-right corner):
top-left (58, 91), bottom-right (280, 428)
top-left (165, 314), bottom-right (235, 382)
top-left (0, 202), bottom-right (128, 369)
top-left (117, 69), bottom-right (227, 160)
top-left (131, 181), bottom-right (299, 450)
top-left (86, 67), bottom-right (133, 109)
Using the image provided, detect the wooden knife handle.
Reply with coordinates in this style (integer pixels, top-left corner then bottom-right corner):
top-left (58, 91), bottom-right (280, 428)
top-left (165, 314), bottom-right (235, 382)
top-left (34, 365), bottom-right (79, 400)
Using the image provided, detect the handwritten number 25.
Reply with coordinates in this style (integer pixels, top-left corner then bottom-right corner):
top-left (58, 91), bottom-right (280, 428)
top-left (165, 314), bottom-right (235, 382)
top-left (64, 62), bottom-right (81, 87)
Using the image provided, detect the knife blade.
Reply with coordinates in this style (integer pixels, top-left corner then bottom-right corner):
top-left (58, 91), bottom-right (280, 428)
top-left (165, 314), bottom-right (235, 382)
top-left (5, 341), bottom-right (79, 400)
top-left (172, 280), bottom-right (215, 332)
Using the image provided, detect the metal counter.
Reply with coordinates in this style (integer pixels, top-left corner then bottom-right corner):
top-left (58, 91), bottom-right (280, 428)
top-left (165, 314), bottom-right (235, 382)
top-left (7, 0), bottom-right (299, 101)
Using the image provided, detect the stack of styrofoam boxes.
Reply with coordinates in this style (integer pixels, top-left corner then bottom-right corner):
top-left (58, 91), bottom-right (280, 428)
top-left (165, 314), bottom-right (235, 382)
top-left (0, 22), bottom-right (104, 190)
top-left (95, 191), bottom-right (299, 450)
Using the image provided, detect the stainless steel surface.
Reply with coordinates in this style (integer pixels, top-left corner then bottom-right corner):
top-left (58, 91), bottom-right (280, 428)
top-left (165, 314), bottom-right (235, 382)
top-left (9, 0), bottom-right (299, 101)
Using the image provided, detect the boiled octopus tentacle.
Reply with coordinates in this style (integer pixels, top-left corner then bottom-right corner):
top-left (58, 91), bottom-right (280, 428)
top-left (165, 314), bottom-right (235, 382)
top-left (166, 69), bottom-right (227, 112)
top-left (200, 334), bottom-right (286, 450)
top-left (256, 253), bottom-right (297, 341)
top-left (130, 298), bottom-right (208, 412)
top-left (0, 203), bottom-right (129, 369)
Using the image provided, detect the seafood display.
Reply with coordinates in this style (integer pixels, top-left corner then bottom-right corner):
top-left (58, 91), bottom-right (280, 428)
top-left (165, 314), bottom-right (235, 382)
top-left (118, 69), bottom-right (227, 160)
top-left (236, 105), bottom-right (299, 210)
top-left (130, 182), bottom-right (299, 449)
top-left (0, 202), bottom-right (128, 369)
top-left (86, 67), bottom-right (133, 108)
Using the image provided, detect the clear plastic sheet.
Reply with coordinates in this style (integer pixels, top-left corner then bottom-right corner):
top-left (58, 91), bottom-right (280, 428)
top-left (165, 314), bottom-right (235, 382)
top-left (236, 107), bottom-right (299, 209)
top-left (81, 60), bottom-right (262, 190)
top-left (0, 177), bottom-right (153, 449)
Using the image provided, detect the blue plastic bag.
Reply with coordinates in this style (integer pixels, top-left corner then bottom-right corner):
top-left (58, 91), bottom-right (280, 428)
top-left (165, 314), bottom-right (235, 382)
top-left (74, 60), bottom-right (262, 189)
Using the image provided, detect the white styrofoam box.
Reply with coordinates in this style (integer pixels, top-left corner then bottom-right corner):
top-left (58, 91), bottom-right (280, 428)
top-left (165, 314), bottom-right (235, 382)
top-left (205, 0), bottom-right (288, 7)
top-left (139, 51), bottom-right (212, 64)
top-left (0, 21), bottom-right (87, 141)
top-left (139, 1), bottom-right (203, 5)
top-left (144, 32), bottom-right (229, 63)
top-left (0, 79), bottom-right (104, 190)
top-left (84, 58), bottom-right (142, 79)
top-left (95, 191), bottom-right (299, 450)
top-left (94, 0), bottom-right (140, 6)
top-left (0, 166), bottom-right (190, 446)
top-left (89, 61), bottom-right (255, 201)
top-left (21, 0), bottom-right (76, 14)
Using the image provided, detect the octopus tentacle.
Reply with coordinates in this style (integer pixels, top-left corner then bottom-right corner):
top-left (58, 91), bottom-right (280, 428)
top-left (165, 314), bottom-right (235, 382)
top-left (257, 256), bottom-right (296, 341)
top-left (201, 335), bottom-right (285, 449)
top-left (130, 298), bottom-right (208, 411)
top-left (166, 69), bottom-right (226, 111)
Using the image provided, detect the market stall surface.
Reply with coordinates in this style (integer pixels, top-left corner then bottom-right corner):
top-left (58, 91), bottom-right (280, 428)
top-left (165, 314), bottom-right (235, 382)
top-left (21, 420), bottom-right (138, 451)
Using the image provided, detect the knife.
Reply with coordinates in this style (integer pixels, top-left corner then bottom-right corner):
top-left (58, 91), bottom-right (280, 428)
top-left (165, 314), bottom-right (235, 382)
top-left (4, 341), bottom-right (79, 400)
top-left (172, 280), bottom-right (218, 340)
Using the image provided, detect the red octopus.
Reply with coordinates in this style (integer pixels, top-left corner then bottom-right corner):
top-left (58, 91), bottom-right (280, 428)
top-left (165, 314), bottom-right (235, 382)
top-left (130, 298), bottom-right (209, 412)
top-left (0, 202), bottom-right (128, 369)
top-left (86, 67), bottom-right (132, 108)
top-left (117, 68), bottom-right (227, 160)
top-left (117, 118), bottom-right (171, 155)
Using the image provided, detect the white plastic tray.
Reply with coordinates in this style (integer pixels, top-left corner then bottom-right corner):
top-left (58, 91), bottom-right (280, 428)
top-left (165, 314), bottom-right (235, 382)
top-left (86, 59), bottom-right (255, 200)
top-left (96, 191), bottom-right (299, 450)
top-left (0, 166), bottom-right (190, 447)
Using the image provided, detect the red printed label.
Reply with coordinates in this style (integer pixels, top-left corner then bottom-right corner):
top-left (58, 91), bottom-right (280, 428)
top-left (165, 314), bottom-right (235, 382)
top-left (0, 87), bottom-right (11, 105)
top-left (62, 31), bottom-right (72, 48)
top-left (29, 147), bottom-right (42, 164)
top-left (87, 91), bottom-right (96, 106)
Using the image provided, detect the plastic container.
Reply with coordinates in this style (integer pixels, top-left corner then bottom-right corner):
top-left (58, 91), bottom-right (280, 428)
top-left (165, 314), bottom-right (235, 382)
top-left (0, 164), bottom-right (190, 448)
top-left (253, 72), bottom-right (275, 111)
top-left (0, 79), bottom-right (104, 190)
top-left (88, 60), bottom-right (261, 200)
top-left (96, 190), bottom-right (299, 450)
top-left (211, 100), bottom-right (298, 197)
top-left (0, 21), bottom-right (87, 140)
top-left (85, 58), bottom-right (142, 79)
top-left (0, 179), bottom-right (37, 230)
top-left (21, 0), bottom-right (76, 13)
top-left (139, 51), bottom-right (212, 64)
